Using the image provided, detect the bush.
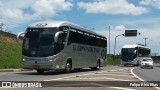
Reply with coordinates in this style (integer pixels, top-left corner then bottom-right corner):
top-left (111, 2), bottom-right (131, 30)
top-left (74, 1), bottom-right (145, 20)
top-left (105, 57), bottom-right (121, 65)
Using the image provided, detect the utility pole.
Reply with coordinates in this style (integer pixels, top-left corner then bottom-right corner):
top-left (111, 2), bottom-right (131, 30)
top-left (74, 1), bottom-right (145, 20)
top-left (108, 26), bottom-right (110, 54)
top-left (114, 34), bottom-right (124, 57)
top-left (143, 38), bottom-right (148, 46)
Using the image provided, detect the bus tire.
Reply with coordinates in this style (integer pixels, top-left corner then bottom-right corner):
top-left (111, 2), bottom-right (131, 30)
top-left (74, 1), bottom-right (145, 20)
top-left (91, 60), bottom-right (100, 70)
top-left (36, 70), bottom-right (44, 74)
top-left (63, 60), bottom-right (72, 73)
top-left (96, 60), bottom-right (100, 70)
top-left (124, 64), bottom-right (127, 67)
top-left (137, 61), bottom-right (140, 66)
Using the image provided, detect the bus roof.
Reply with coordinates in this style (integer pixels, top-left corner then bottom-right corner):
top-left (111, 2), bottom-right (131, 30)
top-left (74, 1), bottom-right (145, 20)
top-left (122, 44), bottom-right (149, 49)
top-left (29, 21), bottom-right (75, 28)
top-left (28, 21), bottom-right (106, 39)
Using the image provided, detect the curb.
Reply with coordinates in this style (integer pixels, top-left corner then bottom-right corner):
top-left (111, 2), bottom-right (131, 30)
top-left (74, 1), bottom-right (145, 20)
top-left (0, 69), bottom-right (33, 72)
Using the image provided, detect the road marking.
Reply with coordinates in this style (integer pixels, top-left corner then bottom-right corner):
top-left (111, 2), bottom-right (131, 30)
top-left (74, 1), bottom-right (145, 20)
top-left (44, 68), bottom-right (132, 81)
top-left (44, 72), bottom-right (96, 81)
top-left (108, 68), bottom-right (131, 72)
top-left (57, 77), bottom-right (132, 81)
top-left (130, 68), bottom-right (144, 81)
top-left (93, 73), bottom-right (135, 77)
top-left (109, 87), bottom-right (136, 90)
top-left (131, 67), bottom-right (160, 90)
top-left (109, 70), bottom-right (117, 72)
top-left (100, 72), bottom-right (132, 75)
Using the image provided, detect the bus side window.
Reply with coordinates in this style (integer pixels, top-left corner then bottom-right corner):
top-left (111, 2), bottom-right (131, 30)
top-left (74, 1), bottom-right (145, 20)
top-left (139, 54), bottom-right (142, 57)
top-left (54, 33), bottom-right (67, 54)
top-left (57, 33), bottom-right (67, 50)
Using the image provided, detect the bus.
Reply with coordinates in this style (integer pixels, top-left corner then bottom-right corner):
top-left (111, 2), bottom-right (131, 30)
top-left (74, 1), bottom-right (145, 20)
top-left (17, 21), bottom-right (107, 74)
top-left (121, 44), bottom-right (151, 66)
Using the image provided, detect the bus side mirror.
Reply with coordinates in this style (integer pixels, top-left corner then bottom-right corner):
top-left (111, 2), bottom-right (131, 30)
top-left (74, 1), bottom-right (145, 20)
top-left (17, 32), bottom-right (25, 42)
top-left (54, 31), bottom-right (64, 43)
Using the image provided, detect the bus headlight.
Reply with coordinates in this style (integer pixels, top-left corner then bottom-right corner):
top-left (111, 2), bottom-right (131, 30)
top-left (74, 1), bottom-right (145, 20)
top-left (49, 60), bottom-right (53, 62)
top-left (22, 59), bottom-right (26, 62)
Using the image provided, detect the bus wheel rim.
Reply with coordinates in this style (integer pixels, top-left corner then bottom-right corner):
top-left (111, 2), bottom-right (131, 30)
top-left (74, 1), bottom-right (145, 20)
top-left (67, 63), bottom-right (70, 70)
top-left (97, 62), bottom-right (100, 69)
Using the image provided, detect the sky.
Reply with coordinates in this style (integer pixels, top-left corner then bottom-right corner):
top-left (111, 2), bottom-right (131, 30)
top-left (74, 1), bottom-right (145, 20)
top-left (0, 0), bottom-right (160, 55)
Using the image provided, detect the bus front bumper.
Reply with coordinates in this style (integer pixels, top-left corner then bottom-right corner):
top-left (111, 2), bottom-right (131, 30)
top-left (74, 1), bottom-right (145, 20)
top-left (122, 60), bottom-right (137, 65)
top-left (22, 56), bottom-right (65, 70)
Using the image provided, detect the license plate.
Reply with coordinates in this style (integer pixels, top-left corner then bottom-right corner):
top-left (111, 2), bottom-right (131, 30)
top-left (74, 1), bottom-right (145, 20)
top-left (145, 63), bottom-right (149, 65)
top-left (33, 65), bottom-right (39, 69)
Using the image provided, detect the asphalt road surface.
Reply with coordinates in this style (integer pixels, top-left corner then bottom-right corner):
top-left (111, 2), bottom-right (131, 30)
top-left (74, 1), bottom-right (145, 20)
top-left (133, 64), bottom-right (160, 81)
top-left (0, 66), bottom-right (159, 90)
top-left (0, 66), bottom-right (126, 81)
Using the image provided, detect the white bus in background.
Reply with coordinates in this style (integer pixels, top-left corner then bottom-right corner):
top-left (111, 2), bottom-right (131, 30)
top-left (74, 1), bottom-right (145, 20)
top-left (121, 44), bottom-right (151, 66)
top-left (17, 21), bottom-right (107, 74)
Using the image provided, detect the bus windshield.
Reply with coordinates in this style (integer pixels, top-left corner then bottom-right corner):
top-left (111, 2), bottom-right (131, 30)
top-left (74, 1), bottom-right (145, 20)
top-left (138, 48), bottom-right (150, 57)
top-left (22, 28), bottom-right (58, 57)
top-left (121, 48), bottom-right (136, 61)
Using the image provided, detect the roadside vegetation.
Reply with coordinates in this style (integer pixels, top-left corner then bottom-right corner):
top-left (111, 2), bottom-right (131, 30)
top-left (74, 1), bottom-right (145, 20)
top-left (106, 57), bottom-right (121, 66)
top-left (0, 33), bottom-right (22, 69)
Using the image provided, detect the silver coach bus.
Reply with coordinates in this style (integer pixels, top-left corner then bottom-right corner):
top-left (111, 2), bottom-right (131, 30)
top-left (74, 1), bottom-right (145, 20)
top-left (17, 21), bottom-right (107, 74)
top-left (121, 44), bottom-right (151, 66)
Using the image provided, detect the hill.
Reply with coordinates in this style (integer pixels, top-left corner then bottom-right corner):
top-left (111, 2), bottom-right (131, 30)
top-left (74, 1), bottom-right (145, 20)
top-left (0, 31), bottom-right (22, 69)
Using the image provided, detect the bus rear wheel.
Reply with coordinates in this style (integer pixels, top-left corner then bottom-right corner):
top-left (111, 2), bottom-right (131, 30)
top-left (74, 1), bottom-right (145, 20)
top-left (91, 60), bottom-right (100, 70)
top-left (36, 69), bottom-right (44, 74)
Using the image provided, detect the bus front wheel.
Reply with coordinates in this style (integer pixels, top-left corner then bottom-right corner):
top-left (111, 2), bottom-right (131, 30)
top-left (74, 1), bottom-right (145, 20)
top-left (136, 61), bottom-right (140, 66)
top-left (63, 61), bottom-right (72, 73)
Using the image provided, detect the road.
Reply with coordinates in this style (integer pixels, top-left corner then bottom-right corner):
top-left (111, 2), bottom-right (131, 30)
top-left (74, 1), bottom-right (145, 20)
top-left (0, 66), bottom-right (159, 90)
top-left (0, 66), bottom-right (126, 81)
top-left (133, 64), bottom-right (160, 81)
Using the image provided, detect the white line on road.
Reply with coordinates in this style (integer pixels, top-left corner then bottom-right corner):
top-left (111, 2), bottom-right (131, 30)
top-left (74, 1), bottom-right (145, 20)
top-left (44, 68), bottom-right (132, 81)
top-left (100, 72), bottom-right (132, 75)
top-left (93, 73), bottom-right (135, 77)
top-left (130, 68), bottom-right (144, 81)
top-left (54, 77), bottom-right (133, 81)
top-left (43, 68), bottom-right (138, 90)
top-left (109, 87), bottom-right (136, 90)
top-left (131, 67), bottom-right (160, 90)
top-left (44, 72), bottom-right (96, 81)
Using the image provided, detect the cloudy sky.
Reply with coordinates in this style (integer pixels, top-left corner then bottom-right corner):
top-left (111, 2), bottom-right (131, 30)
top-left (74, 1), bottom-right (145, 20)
top-left (0, 0), bottom-right (160, 54)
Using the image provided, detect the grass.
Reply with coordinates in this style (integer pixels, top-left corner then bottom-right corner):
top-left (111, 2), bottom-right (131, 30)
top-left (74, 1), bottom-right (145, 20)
top-left (106, 57), bottom-right (121, 65)
top-left (0, 34), bottom-right (22, 69)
